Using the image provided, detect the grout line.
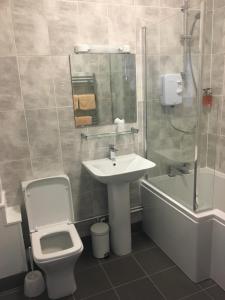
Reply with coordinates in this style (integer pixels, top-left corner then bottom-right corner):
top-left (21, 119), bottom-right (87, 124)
top-left (80, 287), bottom-right (115, 300)
top-left (99, 264), bottom-right (121, 300)
top-left (178, 289), bottom-right (211, 300)
top-left (9, 0), bottom-right (34, 177)
top-left (50, 55), bottom-right (64, 174)
top-left (131, 253), bottom-right (167, 300)
top-left (148, 265), bottom-right (177, 277)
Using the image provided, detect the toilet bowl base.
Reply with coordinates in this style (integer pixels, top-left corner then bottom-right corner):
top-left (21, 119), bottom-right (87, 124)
top-left (38, 254), bottom-right (80, 300)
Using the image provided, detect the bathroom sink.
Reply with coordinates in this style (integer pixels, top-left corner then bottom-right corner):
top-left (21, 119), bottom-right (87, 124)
top-left (82, 153), bottom-right (155, 184)
top-left (82, 154), bottom-right (155, 256)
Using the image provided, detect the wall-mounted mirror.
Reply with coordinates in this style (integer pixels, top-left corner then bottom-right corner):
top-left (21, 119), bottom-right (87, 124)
top-left (69, 53), bottom-right (137, 128)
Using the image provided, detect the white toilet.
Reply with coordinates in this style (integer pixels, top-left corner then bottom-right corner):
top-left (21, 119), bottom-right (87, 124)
top-left (22, 175), bottom-right (83, 299)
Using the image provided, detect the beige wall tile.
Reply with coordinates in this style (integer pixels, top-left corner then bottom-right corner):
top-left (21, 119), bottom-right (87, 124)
top-left (0, 57), bottom-right (22, 111)
top-left (12, 0), bottom-right (50, 55)
top-left (44, 0), bottom-right (78, 55)
top-left (19, 56), bottom-right (55, 109)
top-left (0, 110), bottom-right (29, 162)
top-left (108, 5), bottom-right (136, 52)
top-left (0, 0), bottom-right (16, 56)
top-left (26, 109), bottom-right (60, 159)
top-left (0, 159), bottom-right (32, 206)
top-left (78, 2), bottom-right (108, 44)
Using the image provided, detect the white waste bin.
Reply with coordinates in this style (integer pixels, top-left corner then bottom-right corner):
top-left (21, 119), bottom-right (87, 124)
top-left (90, 223), bottom-right (110, 259)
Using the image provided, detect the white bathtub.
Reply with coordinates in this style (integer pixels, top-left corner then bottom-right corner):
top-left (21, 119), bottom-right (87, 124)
top-left (142, 168), bottom-right (225, 290)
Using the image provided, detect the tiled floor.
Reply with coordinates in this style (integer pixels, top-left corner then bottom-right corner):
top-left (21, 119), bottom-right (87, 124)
top-left (0, 231), bottom-right (225, 300)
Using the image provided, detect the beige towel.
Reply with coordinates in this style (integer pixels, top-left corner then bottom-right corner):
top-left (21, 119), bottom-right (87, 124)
top-left (75, 116), bottom-right (92, 127)
top-left (79, 94), bottom-right (96, 110)
top-left (73, 95), bottom-right (79, 110)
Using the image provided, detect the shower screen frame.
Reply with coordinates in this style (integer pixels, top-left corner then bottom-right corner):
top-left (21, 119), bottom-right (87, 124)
top-left (142, 0), bottom-right (207, 212)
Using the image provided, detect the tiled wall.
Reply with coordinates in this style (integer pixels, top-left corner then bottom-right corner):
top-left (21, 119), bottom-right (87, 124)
top-left (0, 0), bottom-right (155, 223)
top-left (145, 0), bottom-right (212, 177)
top-left (207, 0), bottom-right (225, 172)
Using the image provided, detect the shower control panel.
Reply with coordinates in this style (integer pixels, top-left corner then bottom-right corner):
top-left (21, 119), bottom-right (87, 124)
top-left (160, 73), bottom-right (183, 106)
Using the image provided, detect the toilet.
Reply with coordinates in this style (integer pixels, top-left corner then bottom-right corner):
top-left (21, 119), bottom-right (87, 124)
top-left (22, 175), bottom-right (83, 299)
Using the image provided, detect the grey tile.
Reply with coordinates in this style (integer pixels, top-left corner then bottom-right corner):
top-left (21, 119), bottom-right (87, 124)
top-left (0, 0), bottom-right (16, 56)
top-left (214, 0), bottom-right (225, 9)
top-left (76, 237), bottom-right (99, 272)
top-left (199, 279), bottom-right (216, 289)
top-left (0, 159), bottom-right (32, 206)
top-left (134, 247), bottom-right (174, 275)
top-left (77, 3), bottom-right (108, 44)
top-left (52, 56), bottom-right (72, 107)
top-left (135, 0), bottom-right (159, 6)
top-left (0, 111), bottom-right (29, 162)
top-left (207, 134), bottom-right (218, 169)
top-left (212, 7), bottom-right (225, 54)
top-left (44, 1), bottom-right (78, 55)
top-left (19, 56), bottom-right (55, 109)
top-left (0, 57), bottom-right (22, 111)
top-left (132, 231), bottom-right (155, 252)
top-left (160, 8), bottom-right (182, 55)
top-left (151, 267), bottom-right (201, 300)
top-left (12, 0), bottom-right (50, 55)
top-left (86, 290), bottom-right (117, 300)
top-left (32, 154), bottom-right (63, 178)
top-left (103, 256), bottom-right (145, 286)
top-left (183, 291), bottom-right (212, 300)
top-left (211, 54), bottom-right (224, 95)
top-left (216, 136), bottom-right (225, 173)
top-left (75, 266), bottom-right (111, 299)
top-left (206, 284), bottom-right (225, 299)
top-left (160, 0), bottom-right (181, 7)
top-left (26, 109), bottom-right (60, 159)
top-left (108, 5), bottom-right (136, 52)
top-left (116, 278), bottom-right (164, 300)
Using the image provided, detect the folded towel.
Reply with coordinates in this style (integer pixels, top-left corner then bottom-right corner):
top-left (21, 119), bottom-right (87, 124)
top-left (73, 95), bottom-right (79, 110)
top-left (79, 94), bottom-right (96, 110)
top-left (75, 116), bottom-right (92, 127)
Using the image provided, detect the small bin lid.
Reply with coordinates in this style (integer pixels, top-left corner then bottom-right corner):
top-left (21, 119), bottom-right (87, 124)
top-left (22, 175), bottom-right (74, 232)
top-left (91, 223), bottom-right (109, 236)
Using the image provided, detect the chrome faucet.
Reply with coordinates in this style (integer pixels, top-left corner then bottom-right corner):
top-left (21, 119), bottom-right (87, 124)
top-left (109, 144), bottom-right (118, 161)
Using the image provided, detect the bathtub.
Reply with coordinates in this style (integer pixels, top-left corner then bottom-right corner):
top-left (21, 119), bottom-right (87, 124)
top-left (141, 168), bottom-right (225, 290)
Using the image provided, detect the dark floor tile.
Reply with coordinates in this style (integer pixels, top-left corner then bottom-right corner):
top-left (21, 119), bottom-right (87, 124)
top-left (205, 285), bottom-right (225, 300)
top-left (102, 256), bottom-right (145, 286)
top-left (75, 266), bottom-right (111, 299)
top-left (0, 273), bottom-right (26, 293)
top-left (85, 290), bottom-right (118, 300)
top-left (183, 291), bottom-right (212, 300)
top-left (0, 288), bottom-right (74, 300)
top-left (99, 252), bottom-right (124, 265)
top-left (151, 267), bottom-right (201, 300)
top-left (76, 237), bottom-right (99, 272)
top-left (199, 279), bottom-right (216, 289)
top-left (132, 231), bottom-right (155, 253)
top-left (134, 246), bottom-right (174, 275)
top-left (116, 278), bottom-right (164, 300)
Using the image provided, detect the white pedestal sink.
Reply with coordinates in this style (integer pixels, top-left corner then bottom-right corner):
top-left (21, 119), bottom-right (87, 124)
top-left (83, 153), bottom-right (155, 256)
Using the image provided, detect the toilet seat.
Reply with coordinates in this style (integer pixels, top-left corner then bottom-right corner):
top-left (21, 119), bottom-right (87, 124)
top-left (31, 223), bottom-right (83, 263)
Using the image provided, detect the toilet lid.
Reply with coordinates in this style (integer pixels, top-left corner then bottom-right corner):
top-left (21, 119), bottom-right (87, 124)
top-left (22, 175), bottom-right (74, 232)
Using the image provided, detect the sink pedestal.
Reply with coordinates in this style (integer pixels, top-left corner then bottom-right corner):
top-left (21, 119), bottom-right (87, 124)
top-left (108, 183), bottom-right (131, 256)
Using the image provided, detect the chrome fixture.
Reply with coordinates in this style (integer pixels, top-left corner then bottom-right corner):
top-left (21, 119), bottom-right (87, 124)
top-left (74, 44), bottom-right (130, 54)
top-left (109, 144), bottom-right (118, 161)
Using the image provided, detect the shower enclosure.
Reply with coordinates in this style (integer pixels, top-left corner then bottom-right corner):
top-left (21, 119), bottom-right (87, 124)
top-left (144, 0), bottom-right (217, 212)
